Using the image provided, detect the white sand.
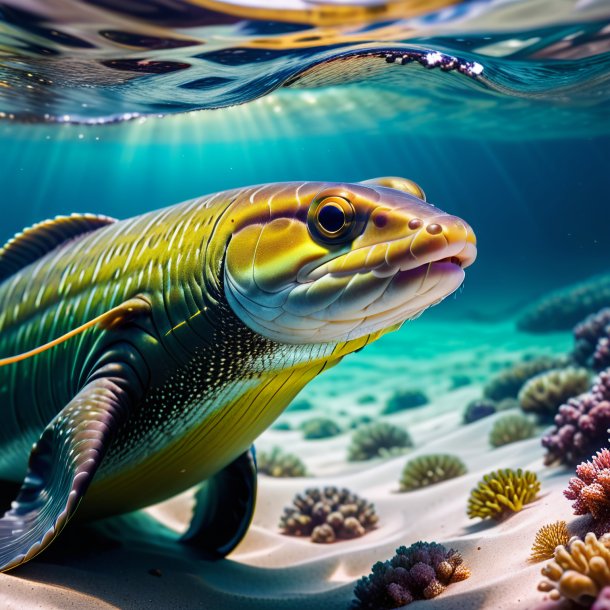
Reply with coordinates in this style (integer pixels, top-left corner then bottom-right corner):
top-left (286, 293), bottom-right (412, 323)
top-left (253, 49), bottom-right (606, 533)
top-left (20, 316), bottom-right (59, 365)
top-left (0, 319), bottom-right (579, 609)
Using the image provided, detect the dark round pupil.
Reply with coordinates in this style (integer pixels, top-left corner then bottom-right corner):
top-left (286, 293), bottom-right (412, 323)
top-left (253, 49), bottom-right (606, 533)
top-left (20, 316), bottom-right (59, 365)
top-left (318, 203), bottom-right (345, 233)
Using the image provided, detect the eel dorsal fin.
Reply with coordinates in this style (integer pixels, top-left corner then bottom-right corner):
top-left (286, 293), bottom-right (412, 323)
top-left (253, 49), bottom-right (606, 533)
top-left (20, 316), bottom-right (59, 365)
top-left (0, 213), bottom-right (117, 282)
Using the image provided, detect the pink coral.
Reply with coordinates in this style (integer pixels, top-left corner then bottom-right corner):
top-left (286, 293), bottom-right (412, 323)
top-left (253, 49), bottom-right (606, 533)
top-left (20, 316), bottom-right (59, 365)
top-left (593, 586), bottom-right (610, 610)
top-left (573, 308), bottom-right (610, 370)
top-left (565, 448), bottom-right (610, 535)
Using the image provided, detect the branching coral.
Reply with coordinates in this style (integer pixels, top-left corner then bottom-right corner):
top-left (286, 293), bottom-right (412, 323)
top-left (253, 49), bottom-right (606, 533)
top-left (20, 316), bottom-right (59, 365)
top-left (489, 414), bottom-right (536, 448)
top-left (352, 541), bottom-right (470, 609)
top-left (383, 389), bottom-right (428, 414)
top-left (301, 417), bottom-right (341, 440)
top-left (257, 447), bottom-right (307, 478)
top-left (348, 422), bottom-right (413, 461)
top-left (529, 521), bottom-right (571, 562)
top-left (467, 468), bottom-right (540, 520)
top-left (542, 370), bottom-right (610, 466)
top-left (399, 454), bottom-right (467, 492)
top-left (517, 273), bottom-right (610, 333)
top-left (519, 367), bottom-right (590, 422)
top-left (279, 487), bottom-right (378, 543)
top-left (483, 355), bottom-right (566, 401)
top-left (538, 532), bottom-right (610, 605)
top-left (463, 399), bottom-right (496, 424)
top-left (573, 308), bottom-right (610, 369)
top-left (564, 448), bottom-right (610, 536)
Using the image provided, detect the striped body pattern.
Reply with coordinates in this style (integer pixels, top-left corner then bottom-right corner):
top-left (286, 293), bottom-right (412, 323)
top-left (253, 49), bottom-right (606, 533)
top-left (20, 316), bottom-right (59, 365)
top-left (0, 178), bottom-right (476, 568)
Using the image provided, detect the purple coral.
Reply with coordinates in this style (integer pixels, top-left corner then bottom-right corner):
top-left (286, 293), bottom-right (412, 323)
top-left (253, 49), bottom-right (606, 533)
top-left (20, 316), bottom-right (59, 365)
top-left (542, 370), bottom-right (610, 466)
top-left (573, 308), bottom-right (610, 370)
top-left (593, 587), bottom-right (610, 610)
top-left (564, 448), bottom-right (610, 536)
top-left (352, 542), bottom-right (470, 609)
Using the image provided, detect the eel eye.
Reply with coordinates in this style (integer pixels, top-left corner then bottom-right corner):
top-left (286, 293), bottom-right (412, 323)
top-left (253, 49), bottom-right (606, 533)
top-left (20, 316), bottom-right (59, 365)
top-left (308, 195), bottom-right (357, 244)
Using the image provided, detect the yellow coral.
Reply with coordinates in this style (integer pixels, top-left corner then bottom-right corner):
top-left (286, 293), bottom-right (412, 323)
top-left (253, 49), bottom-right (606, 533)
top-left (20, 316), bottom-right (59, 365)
top-left (467, 468), bottom-right (540, 520)
top-left (529, 521), bottom-right (571, 562)
top-left (538, 533), bottom-right (610, 604)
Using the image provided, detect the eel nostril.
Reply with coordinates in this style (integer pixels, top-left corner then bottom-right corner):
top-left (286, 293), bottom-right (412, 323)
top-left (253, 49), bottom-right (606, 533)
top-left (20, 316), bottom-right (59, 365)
top-left (408, 218), bottom-right (423, 230)
top-left (426, 223), bottom-right (443, 235)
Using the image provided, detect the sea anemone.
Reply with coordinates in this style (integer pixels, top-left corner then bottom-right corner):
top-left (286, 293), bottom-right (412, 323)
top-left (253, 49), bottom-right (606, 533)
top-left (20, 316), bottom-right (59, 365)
top-left (517, 273), bottom-right (610, 333)
top-left (399, 454), bottom-right (467, 492)
top-left (279, 487), bottom-right (378, 543)
top-left (257, 447), bottom-right (308, 478)
top-left (519, 367), bottom-right (590, 422)
top-left (489, 414), bottom-right (536, 448)
top-left (463, 399), bottom-right (496, 424)
top-left (383, 389), bottom-right (429, 414)
top-left (538, 532), bottom-right (610, 605)
top-left (467, 468), bottom-right (540, 520)
top-left (483, 355), bottom-right (566, 401)
top-left (352, 541), bottom-right (470, 609)
top-left (542, 370), bottom-right (610, 466)
top-left (529, 521), bottom-right (571, 562)
top-left (301, 417), bottom-right (341, 440)
top-left (564, 448), bottom-right (610, 536)
top-left (348, 422), bottom-right (413, 461)
top-left (573, 308), bottom-right (610, 368)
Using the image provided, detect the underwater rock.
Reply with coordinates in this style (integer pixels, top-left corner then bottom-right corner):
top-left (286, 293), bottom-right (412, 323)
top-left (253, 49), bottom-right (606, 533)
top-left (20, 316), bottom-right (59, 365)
top-left (564, 448), bottom-right (610, 537)
top-left (257, 447), bottom-right (308, 478)
top-left (483, 355), bottom-right (566, 401)
top-left (348, 422), bottom-right (413, 461)
top-left (352, 541), bottom-right (470, 609)
top-left (489, 414), bottom-right (536, 448)
top-left (529, 521), bottom-right (571, 562)
top-left (399, 454), bottom-right (467, 492)
top-left (542, 370), bottom-right (610, 466)
top-left (538, 532), bottom-right (610, 605)
top-left (463, 399), bottom-right (497, 424)
top-left (467, 468), bottom-right (540, 520)
top-left (279, 487), bottom-right (378, 543)
top-left (573, 308), bottom-right (610, 369)
top-left (518, 273), bottom-right (610, 333)
top-left (300, 417), bottom-right (341, 440)
top-left (383, 389), bottom-right (429, 414)
top-left (519, 367), bottom-right (591, 422)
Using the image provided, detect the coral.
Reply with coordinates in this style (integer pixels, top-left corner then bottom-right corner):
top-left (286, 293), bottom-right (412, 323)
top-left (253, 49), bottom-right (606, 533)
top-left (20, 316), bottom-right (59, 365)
top-left (450, 374), bottom-right (471, 389)
top-left (489, 414), bottom-right (536, 448)
top-left (287, 398), bottom-right (313, 411)
top-left (301, 417), bottom-right (341, 440)
top-left (383, 389), bottom-right (429, 414)
top-left (348, 422), bottom-right (413, 461)
top-left (352, 541), bottom-right (470, 609)
top-left (529, 521), bottom-right (571, 562)
top-left (538, 532), bottom-right (610, 605)
top-left (463, 399), bottom-right (496, 424)
top-left (564, 448), bottom-right (610, 536)
top-left (518, 273), bottom-right (610, 333)
top-left (357, 394), bottom-right (377, 405)
top-left (350, 415), bottom-right (373, 429)
top-left (519, 367), bottom-right (590, 422)
top-left (399, 454), bottom-right (467, 492)
top-left (279, 487), bottom-right (378, 543)
top-left (573, 308), bottom-right (610, 368)
top-left (467, 468), bottom-right (540, 520)
top-left (596, 339), bottom-right (610, 372)
top-left (272, 421), bottom-right (291, 431)
top-left (542, 370), bottom-right (610, 466)
top-left (483, 355), bottom-right (566, 401)
top-left (257, 447), bottom-right (307, 478)
top-left (593, 587), bottom-right (610, 610)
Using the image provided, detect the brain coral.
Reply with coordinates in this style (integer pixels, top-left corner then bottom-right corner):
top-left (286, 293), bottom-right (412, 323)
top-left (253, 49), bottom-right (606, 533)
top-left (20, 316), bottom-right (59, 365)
top-left (279, 486), bottom-right (378, 543)
top-left (352, 541), bottom-right (470, 609)
top-left (257, 447), bottom-right (307, 478)
top-left (467, 468), bottom-right (540, 520)
top-left (517, 273), bottom-right (610, 333)
top-left (519, 367), bottom-right (590, 422)
top-left (399, 454), bottom-right (467, 492)
top-left (489, 414), bottom-right (536, 448)
top-left (348, 422), bottom-right (413, 461)
top-left (538, 533), bottom-right (610, 605)
top-left (542, 370), bottom-right (610, 466)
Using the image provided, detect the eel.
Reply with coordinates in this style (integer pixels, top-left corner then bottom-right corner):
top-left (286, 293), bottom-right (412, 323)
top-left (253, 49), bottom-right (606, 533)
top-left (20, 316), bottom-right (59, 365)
top-left (0, 177), bottom-right (476, 571)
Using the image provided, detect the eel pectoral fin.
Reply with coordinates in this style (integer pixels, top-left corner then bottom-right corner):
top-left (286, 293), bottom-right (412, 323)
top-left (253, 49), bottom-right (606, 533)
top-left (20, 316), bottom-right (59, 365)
top-left (181, 447), bottom-right (257, 557)
top-left (0, 360), bottom-right (143, 572)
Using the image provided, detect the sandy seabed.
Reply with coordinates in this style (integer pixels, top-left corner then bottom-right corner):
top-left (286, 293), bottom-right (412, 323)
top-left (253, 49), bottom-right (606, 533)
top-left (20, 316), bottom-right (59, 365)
top-left (0, 319), bottom-right (576, 609)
